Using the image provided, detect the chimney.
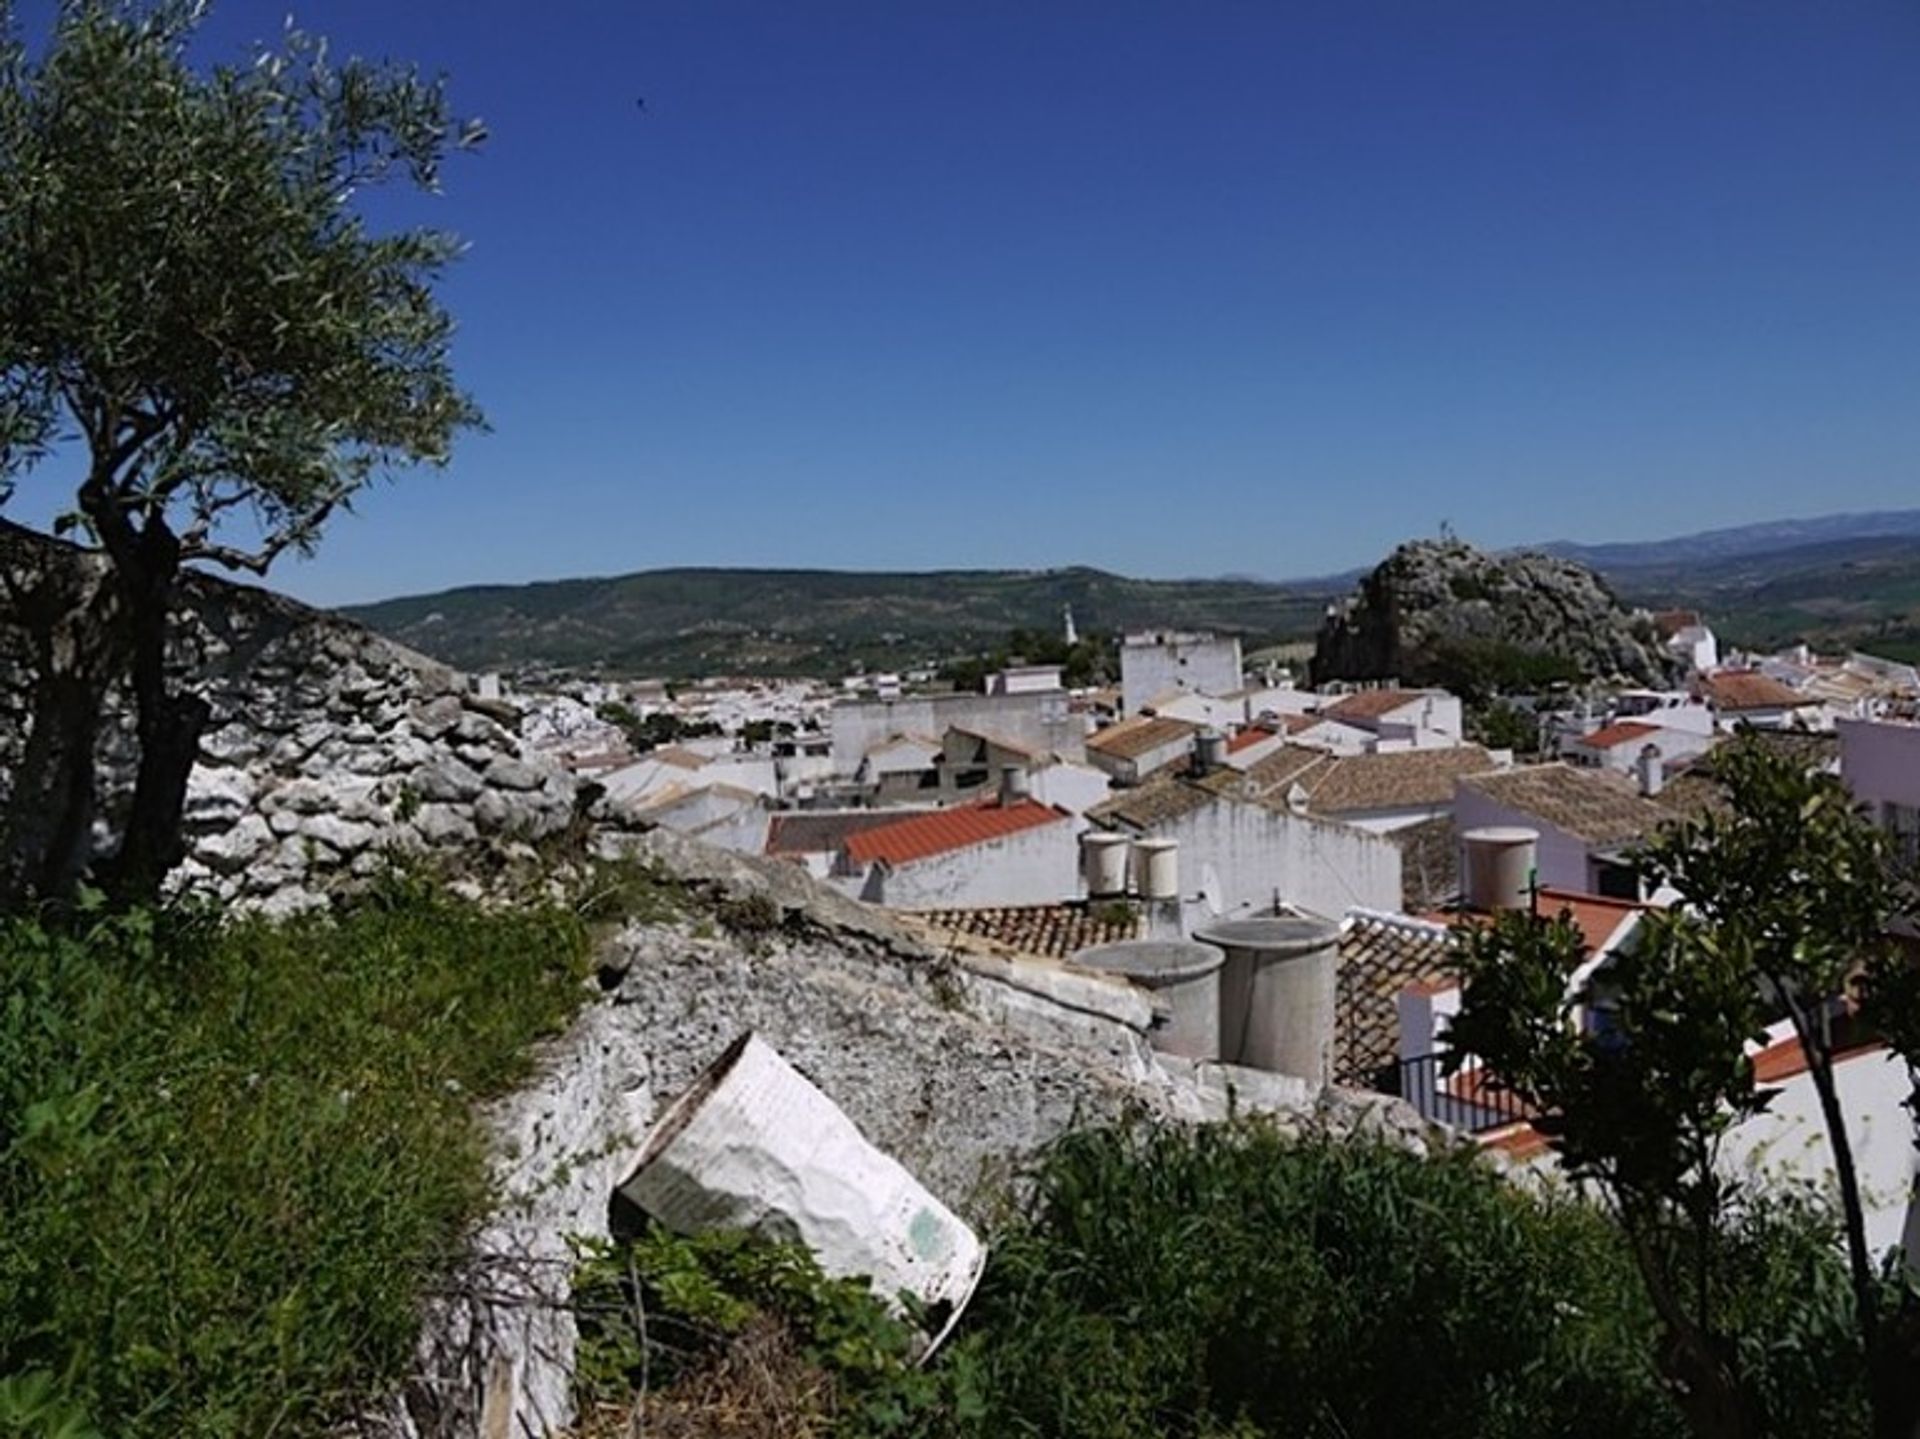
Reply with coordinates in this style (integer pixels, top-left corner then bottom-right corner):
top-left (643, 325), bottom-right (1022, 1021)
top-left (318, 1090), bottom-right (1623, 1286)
top-left (999, 764), bottom-right (1031, 805)
top-left (1081, 831), bottom-right (1132, 900)
top-left (1461, 827), bottom-right (1539, 913)
top-left (1194, 728), bottom-right (1227, 774)
top-left (1635, 744), bottom-right (1664, 798)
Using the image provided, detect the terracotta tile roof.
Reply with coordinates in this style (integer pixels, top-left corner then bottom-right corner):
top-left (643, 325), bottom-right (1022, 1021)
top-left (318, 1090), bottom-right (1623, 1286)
top-left (1226, 727), bottom-right (1274, 754)
top-left (1237, 744), bottom-right (1497, 815)
top-left (1534, 887), bottom-right (1643, 953)
top-left (1086, 771), bottom-right (1220, 830)
top-left (1701, 671), bottom-right (1813, 712)
top-left (1428, 888), bottom-right (1643, 957)
top-left (1459, 764), bottom-right (1676, 847)
top-left (1310, 746), bottom-right (1498, 814)
top-left (913, 902), bottom-right (1142, 960)
top-left (1086, 714), bottom-right (1201, 761)
top-left (1325, 689), bottom-right (1422, 722)
top-left (1337, 911), bottom-right (1455, 1087)
top-left (1571, 720), bottom-right (1660, 750)
top-left (766, 809), bottom-right (920, 856)
top-left (843, 797), bottom-right (1067, 867)
top-left (1652, 609), bottom-right (1700, 639)
top-left (1234, 743), bottom-right (1333, 795)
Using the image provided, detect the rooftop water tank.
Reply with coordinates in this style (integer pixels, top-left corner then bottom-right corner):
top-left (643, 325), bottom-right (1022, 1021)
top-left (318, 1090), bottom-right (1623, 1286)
top-left (1132, 837), bottom-right (1180, 901)
top-left (1194, 917), bottom-right (1341, 1081)
top-left (1460, 827), bottom-right (1538, 913)
top-left (1081, 831), bottom-right (1132, 899)
top-left (1070, 939), bottom-right (1225, 1060)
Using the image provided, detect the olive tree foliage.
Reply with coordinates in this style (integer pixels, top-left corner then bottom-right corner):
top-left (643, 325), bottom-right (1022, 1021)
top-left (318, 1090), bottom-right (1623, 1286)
top-left (1446, 739), bottom-right (1920, 1439)
top-left (0, 0), bottom-right (481, 906)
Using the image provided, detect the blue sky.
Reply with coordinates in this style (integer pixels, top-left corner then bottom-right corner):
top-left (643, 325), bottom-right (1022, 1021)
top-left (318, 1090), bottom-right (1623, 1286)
top-left (17, 2), bottom-right (1920, 603)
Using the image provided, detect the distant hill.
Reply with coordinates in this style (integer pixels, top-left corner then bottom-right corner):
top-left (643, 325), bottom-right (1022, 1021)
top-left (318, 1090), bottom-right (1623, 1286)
top-left (340, 566), bottom-right (1342, 676)
top-left (340, 510), bottom-right (1920, 676)
top-left (1535, 509), bottom-right (1920, 573)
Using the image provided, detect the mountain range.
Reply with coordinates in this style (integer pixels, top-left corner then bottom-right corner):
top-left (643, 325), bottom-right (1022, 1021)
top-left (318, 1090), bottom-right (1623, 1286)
top-left (340, 510), bottom-right (1920, 676)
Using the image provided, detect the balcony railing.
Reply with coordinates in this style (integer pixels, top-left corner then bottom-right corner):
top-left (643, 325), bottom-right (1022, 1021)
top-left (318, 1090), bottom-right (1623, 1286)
top-left (1392, 1053), bottom-right (1534, 1134)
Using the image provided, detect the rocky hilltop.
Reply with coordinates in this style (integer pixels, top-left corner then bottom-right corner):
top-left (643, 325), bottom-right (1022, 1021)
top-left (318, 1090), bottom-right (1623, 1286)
top-left (1311, 539), bottom-right (1675, 692)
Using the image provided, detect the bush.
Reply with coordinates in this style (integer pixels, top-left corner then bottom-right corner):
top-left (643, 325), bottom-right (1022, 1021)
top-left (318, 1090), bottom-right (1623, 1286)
top-left (0, 881), bottom-right (597, 1438)
top-left (936, 1119), bottom-right (1679, 1439)
top-left (572, 1226), bottom-right (970, 1438)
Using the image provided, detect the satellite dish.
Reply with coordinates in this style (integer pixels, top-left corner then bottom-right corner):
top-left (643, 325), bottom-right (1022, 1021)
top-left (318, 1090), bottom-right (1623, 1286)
top-left (1199, 863), bottom-right (1225, 917)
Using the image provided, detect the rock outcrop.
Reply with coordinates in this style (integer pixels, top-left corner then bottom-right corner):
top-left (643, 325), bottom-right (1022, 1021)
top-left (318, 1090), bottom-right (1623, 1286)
top-left (1311, 539), bottom-right (1675, 692)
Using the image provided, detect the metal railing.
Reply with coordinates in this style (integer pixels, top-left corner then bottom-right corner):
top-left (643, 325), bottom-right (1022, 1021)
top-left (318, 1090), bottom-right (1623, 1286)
top-left (1392, 1053), bottom-right (1533, 1134)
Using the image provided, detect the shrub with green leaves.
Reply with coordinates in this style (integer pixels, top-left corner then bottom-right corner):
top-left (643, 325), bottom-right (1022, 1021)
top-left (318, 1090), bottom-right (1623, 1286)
top-left (937, 1120), bottom-right (1678, 1439)
top-left (573, 1225), bottom-right (977, 1437)
top-left (0, 879), bottom-right (596, 1438)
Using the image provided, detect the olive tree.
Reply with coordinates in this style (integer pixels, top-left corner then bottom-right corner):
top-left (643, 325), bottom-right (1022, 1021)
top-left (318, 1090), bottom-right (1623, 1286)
top-left (1446, 739), bottom-right (1920, 1439)
top-left (0, 0), bottom-right (482, 906)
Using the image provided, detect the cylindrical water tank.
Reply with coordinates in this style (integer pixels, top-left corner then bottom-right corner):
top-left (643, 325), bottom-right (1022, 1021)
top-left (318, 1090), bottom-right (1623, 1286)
top-left (1133, 837), bottom-right (1179, 901)
top-left (1461, 826), bottom-right (1538, 912)
top-left (1195, 728), bottom-right (1227, 773)
top-left (1194, 917), bottom-right (1341, 1080)
top-left (1081, 831), bottom-right (1132, 898)
top-left (1070, 939), bottom-right (1225, 1059)
top-left (999, 764), bottom-right (1031, 804)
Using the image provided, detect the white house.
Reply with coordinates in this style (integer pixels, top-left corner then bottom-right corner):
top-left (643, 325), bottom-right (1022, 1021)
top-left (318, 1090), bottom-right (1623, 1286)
top-left (830, 689), bottom-right (1085, 773)
top-left (988, 664), bottom-right (1063, 695)
top-left (1088, 772), bottom-right (1402, 923)
top-left (1085, 715), bottom-right (1202, 786)
top-left (1562, 719), bottom-right (1716, 777)
top-left (829, 796), bottom-right (1078, 908)
top-left (1454, 764), bottom-right (1678, 898)
top-left (1652, 610), bottom-right (1719, 674)
top-left (1839, 717), bottom-right (1920, 876)
top-left (1320, 689), bottom-right (1464, 750)
top-left (1120, 631), bottom-right (1242, 716)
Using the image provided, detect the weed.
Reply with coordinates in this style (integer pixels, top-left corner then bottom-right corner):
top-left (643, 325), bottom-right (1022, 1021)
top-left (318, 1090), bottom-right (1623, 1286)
top-left (0, 884), bottom-right (596, 1438)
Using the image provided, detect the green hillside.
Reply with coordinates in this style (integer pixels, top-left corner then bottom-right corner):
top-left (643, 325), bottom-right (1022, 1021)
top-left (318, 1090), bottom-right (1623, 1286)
top-left (341, 566), bottom-right (1341, 677)
top-left (339, 532), bottom-right (1920, 679)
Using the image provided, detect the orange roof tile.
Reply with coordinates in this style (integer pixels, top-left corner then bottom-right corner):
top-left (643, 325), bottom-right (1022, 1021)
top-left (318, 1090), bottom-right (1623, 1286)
top-left (1572, 720), bottom-right (1659, 750)
top-left (1226, 727), bottom-right (1275, 754)
top-left (1437, 886), bottom-right (1644, 955)
top-left (843, 798), bottom-right (1067, 867)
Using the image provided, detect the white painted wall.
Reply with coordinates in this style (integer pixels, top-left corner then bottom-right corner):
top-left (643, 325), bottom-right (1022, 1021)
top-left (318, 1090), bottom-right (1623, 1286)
top-left (842, 822), bottom-right (1081, 909)
top-left (831, 691), bottom-right (1083, 772)
top-left (1719, 1045), bottom-right (1918, 1259)
top-left (1028, 760), bottom-right (1115, 815)
top-left (1453, 782), bottom-right (1594, 893)
top-left (1840, 718), bottom-right (1920, 811)
top-left (1141, 799), bottom-right (1401, 922)
top-left (1121, 633), bottom-right (1243, 715)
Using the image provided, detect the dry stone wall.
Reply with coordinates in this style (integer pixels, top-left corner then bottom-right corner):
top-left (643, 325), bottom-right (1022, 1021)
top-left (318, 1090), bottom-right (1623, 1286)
top-left (0, 524), bottom-right (581, 911)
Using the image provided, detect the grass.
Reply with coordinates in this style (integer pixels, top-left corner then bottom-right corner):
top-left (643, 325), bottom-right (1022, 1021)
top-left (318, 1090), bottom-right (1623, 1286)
top-left (0, 865), bottom-right (677, 1439)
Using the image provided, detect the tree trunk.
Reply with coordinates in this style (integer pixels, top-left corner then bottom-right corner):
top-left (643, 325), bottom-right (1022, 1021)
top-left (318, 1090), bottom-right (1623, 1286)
top-left (98, 515), bottom-right (201, 908)
top-left (0, 537), bottom-right (122, 911)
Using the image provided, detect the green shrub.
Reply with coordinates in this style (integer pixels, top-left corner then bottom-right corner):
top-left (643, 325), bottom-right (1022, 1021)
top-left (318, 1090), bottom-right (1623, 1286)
top-left (936, 1120), bottom-right (1680, 1439)
top-left (572, 1226), bottom-right (974, 1437)
top-left (0, 882), bottom-right (596, 1438)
